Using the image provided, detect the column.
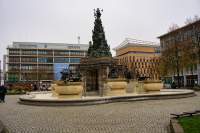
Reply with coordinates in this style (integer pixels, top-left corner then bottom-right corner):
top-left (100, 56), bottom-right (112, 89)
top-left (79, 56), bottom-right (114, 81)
top-left (184, 75), bottom-right (187, 86)
top-left (197, 64), bottom-right (200, 85)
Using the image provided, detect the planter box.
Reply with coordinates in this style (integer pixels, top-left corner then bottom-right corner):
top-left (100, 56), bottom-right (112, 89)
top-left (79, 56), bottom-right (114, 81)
top-left (105, 79), bottom-right (127, 96)
top-left (53, 82), bottom-right (83, 98)
top-left (143, 80), bottom-right (163, 91)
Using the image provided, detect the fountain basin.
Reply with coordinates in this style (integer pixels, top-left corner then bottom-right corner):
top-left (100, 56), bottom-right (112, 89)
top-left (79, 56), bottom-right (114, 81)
top-left (143, 80), bottom-right (163, 91)
top-left (19, 89), bottom-right (195, 106)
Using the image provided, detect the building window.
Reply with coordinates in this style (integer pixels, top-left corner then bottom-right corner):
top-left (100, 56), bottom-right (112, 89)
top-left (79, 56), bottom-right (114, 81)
top-left (21, 50), bottom-right (37, 55)
top-left (54, 58), bottom-right (69, 63)
top-left (38, 50), bottom-right (53, 55)
top-left (54, 50), bottom-right (69, 56)
top-left (8, 64), bottom-right (20, 71)
top-left (38, 57), bottom-right (53, 63)
top-left (70, 58), bottom-right (80, 63)
top-left (9, 49), bottom-right (20, 55)
top-left (9, 57), bottom-right (20, 62)
top-left (21, 57), bottom-right (37, 62)
top-left (70, 51), bottom-right (84, 56)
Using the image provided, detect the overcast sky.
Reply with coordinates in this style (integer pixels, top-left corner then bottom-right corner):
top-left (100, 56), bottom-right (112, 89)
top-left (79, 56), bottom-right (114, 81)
top-left (0, 0), bottom-right (200, 68)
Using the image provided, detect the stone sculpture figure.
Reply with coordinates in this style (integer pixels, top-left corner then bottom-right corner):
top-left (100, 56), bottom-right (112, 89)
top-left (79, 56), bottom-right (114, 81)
top-left (108, 68), bottom-right (119, 79)
top-left (60, 66), bottom-right (82, 82)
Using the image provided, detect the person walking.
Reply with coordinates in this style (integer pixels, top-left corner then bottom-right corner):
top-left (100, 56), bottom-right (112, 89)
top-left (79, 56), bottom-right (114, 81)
top-left (0, 85), bottom-right (7, 103)
top-left (33, 84), bottom-right (38, 91)
top-left (0, 85), bottom-right (3, 102)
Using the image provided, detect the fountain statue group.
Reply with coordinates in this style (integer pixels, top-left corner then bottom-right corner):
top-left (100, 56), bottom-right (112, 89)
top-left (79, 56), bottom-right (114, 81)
top-left (60, 68), bottom-right (82, 82)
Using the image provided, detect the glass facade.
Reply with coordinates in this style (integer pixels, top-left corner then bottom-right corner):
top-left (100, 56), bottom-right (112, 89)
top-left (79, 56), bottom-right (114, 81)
top-left (53, 63), bottom-right (69, 80)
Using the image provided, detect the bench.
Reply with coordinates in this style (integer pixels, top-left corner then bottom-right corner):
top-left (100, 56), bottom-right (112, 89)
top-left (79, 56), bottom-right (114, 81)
top-left (171, 110), bottom-right (200, 118)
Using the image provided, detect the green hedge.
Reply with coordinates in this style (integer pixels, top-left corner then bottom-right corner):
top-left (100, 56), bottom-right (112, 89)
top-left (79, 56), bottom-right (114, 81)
top-left (7, 89), bottom-right (26, 95)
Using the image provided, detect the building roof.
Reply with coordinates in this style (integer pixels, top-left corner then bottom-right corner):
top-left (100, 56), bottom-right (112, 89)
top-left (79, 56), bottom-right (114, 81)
top-left (8, 42), bottom-right (89, 50)
top-left (158, 19), bottom-right (200, 38)
top-left (113, 38), bottom-right (160, 51)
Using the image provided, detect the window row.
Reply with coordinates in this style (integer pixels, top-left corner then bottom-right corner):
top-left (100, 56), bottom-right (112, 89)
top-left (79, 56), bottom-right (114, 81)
top-left (70, 51), bottom-right (85, 56)
top-left (8, 65), bottom-right (20, 71)
top-left (9, 49), bottom-right (86, 56)
top-left (8, 57), bottom-right (81, 63)
top-left (161, 28), bottom-right (200, 47)
top-left (21, 57), bottom-right (37, 62)
top-left (54, 51), bottom-right (69, 56)
top-left (119, 57), bottom-right (159, 64)
top-left (9, 50), bottom-right (20, 55)
top-left (9, 57), bottom-right (20, 62)
top-left (21, 50), bottom-right (37, 55)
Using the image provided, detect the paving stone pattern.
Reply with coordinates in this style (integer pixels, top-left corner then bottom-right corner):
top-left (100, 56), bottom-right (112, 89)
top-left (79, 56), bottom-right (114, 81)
top-left (1, 92), bottom-right (200, 133)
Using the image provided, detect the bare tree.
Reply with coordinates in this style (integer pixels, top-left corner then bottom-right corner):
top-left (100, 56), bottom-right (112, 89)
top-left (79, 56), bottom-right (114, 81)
top-left (168, 23), bottom-right (179, 32)
top-left (185, 15), bottom-right (200, 25)
top-left (193, 15), bottom-right (200, 22)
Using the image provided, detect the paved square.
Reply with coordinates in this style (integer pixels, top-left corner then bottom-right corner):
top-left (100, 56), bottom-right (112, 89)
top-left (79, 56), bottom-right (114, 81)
top-left (1, 92), bottom-right (200, 133)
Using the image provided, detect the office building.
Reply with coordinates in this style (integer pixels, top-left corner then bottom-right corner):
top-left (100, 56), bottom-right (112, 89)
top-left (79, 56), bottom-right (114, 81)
top-left (6, 42), bottom-right (88, 82)
top-left (114, 38), bottom-right (160, 80)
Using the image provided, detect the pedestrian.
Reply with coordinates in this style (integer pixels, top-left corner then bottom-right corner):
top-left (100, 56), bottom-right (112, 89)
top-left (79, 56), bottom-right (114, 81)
top-left (0, 86), bottom-right (3, 102)
top-left (171, 82), bottom-right (177, 89)
top-left (33, 84), bottom-right (37, 91)
top-left (0, 85), bottom-right (7, 103)
top-left (42, 84), bottom-right (46, 91)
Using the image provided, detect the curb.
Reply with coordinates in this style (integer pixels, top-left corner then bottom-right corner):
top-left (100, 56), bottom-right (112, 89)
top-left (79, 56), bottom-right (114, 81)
top-left (170, 118), bottom-right (184, 133)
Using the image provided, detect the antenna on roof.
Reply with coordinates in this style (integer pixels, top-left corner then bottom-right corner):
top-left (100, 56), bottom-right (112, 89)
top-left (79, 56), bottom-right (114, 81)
top-left (78, 36), bottom-right (80, 44)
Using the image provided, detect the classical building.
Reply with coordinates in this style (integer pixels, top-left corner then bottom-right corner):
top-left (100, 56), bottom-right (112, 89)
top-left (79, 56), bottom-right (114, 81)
top-left (158, 20), bottom-right (200, 87)
top-left (6, 42), bottom-right (88, 83)
top-left (114, 38), bottom-right (160, 80)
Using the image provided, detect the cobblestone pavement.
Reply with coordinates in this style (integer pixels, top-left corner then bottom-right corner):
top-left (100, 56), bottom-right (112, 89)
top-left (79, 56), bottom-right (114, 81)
top-left (1, 92), bottom-right (200, 133)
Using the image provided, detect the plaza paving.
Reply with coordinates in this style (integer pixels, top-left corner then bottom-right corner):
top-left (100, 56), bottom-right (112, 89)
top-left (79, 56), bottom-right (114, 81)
top-left (1, 92), bottom-right (200, 133)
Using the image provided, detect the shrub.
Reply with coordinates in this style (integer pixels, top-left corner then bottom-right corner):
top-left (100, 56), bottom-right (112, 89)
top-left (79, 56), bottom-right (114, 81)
top-left (191, 85), bottom-right (200, 91)
top-left (6, 83), bottom-right (33, 95)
